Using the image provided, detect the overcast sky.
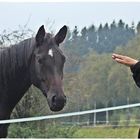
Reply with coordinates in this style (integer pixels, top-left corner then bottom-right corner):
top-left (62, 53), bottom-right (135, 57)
top-left (0, 2), bottom-right (140, 33)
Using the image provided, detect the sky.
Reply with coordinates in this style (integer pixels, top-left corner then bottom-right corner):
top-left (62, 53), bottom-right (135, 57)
top-left (0, 2), bottom-right (140, 33)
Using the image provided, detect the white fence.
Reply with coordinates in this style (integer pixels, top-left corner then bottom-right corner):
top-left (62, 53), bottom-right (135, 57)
top-left (0, 103), bottom-right (140, 125)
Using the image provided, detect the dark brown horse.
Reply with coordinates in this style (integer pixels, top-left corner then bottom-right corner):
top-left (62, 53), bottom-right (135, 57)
top-left (0, 25), bottom-right (67, 137)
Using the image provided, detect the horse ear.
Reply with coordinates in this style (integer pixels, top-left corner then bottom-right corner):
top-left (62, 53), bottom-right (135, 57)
top-left (55, 25), bottom-right (67, 46)
top-left (36, 25), bottom-right (45, 46)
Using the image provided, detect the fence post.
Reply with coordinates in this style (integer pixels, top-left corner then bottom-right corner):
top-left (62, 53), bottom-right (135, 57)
top-left (106, 110), bottom-right (109, 125)
top-left (106, 103), bottom-right (109, 125)
top-left (94, 101), bottom-right (96, 127)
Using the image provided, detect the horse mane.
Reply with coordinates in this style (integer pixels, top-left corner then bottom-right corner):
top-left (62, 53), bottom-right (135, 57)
top-left (0, 38), bottom-right (35, 87)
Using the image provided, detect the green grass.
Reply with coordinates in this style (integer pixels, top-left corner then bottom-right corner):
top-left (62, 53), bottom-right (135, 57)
top-left (8, 124), bottom-right (140, 138)
top-left (73, 126), bottom-right (139, 138)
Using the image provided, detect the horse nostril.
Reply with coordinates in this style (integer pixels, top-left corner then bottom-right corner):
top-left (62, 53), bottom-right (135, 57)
top-left (50, 95), bottom-right (67, 111)
top-left (64, 96), bottom-right (66, 103)
top-left (52, 95), bottom-right (57, 104)
top-left (52, 95), bottom-right (66, 104)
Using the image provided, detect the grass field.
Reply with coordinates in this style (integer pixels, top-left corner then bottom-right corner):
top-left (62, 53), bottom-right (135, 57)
top-left (73, 126), bottom-right (139, 138)
top-left (8, 124), bottom-right (140, 138)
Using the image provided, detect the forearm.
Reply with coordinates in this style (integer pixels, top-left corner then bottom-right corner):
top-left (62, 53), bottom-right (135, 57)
top-left (130, 61), bottom-right (140, 88)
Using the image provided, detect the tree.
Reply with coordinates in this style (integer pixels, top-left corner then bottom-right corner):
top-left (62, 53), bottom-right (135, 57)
top-left (136, 21), bottom-right (140, 34)
top-left (72, 26), bottom-right (79, 41)
top-left (81, 27), bottom-right (87, 40)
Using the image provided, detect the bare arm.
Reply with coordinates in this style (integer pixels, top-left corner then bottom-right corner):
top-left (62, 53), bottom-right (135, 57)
top-left (112, 53), bottom-right (140, 88)
top-left (112, 53), bottom-right (138, 67)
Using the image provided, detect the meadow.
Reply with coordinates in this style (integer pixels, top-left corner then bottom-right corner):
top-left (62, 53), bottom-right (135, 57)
top-left (73, 126), bottom-right (139, 138)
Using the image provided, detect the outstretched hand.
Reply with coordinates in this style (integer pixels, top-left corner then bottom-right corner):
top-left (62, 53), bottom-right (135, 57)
top-left (112, 53), bottom-right (138, 67)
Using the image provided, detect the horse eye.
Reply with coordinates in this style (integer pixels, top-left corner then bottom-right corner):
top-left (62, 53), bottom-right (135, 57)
top-left (36, 56), bottom-right (44, 64)
top-left (38, 58), bottom-right (43, 64)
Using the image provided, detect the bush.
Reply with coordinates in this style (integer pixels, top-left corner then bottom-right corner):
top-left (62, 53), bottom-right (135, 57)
top-left (8, 123), bottom-right (78, 138)
top-left (45, 124), bottom-right (78, 138)
top-left (8, 123), bottom-right (46, 138)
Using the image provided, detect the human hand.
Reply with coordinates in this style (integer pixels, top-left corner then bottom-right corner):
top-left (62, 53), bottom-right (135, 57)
top-left (112, 53), bottom-right (138, 67)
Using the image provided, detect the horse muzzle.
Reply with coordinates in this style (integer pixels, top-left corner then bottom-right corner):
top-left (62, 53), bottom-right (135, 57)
top-left (47, 93), bottom-right (66, 112)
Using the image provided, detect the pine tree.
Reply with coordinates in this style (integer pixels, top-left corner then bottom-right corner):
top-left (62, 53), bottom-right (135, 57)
top-left (87, 24), bottom-right (97, 49)
top-left (137, 21), bottom-right (140, 34)
top-left (72, 26), bottom-right (79, 41)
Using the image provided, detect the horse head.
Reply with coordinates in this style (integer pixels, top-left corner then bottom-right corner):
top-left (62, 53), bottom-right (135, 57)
top-left (30, 25), bottom-right (67, 111)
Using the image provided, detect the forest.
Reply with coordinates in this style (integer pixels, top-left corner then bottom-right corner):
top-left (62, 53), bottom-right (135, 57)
top-left (1, 19), bottom-right (140, 137)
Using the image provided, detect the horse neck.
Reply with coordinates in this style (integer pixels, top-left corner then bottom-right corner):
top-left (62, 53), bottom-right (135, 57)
top-left (0, 38), bottom-right (35, 111)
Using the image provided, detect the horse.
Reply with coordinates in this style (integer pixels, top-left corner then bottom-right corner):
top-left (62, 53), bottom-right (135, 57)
top-left (0, 25), bottom-right (67, 138)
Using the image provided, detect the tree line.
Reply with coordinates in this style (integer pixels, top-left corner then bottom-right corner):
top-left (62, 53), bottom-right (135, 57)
top-left (63, 20), bottom-right (140, 72)
top-left (65, 19), bottom-right (139, 54)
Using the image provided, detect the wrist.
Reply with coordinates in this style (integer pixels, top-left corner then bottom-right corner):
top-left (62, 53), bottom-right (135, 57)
top-left (130, 61), bottom-right (140, 73)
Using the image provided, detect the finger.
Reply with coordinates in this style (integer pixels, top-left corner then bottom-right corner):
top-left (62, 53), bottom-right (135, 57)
top-left (114, 58), bottom-right (126, 64)
top-left (112, 55), bottom-right (115, 59)
top-left (112, 53), bottom-right (125, 59)
top-left (112, 54), bottom-right (118, 60)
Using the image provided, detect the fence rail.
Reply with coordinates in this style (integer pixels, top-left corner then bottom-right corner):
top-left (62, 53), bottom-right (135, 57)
top-left (0, 103), bottom-right (140, 124)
